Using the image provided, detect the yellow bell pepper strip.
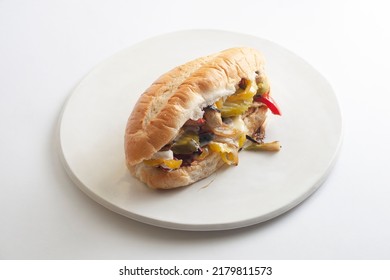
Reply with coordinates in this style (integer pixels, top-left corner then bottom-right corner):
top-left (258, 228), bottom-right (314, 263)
top-left (143, 158), bottom-right (183, 169)
top-left (216, 79), bottom-right (257, 118)
top-left (245, 141), bottom-right (281, 152)
top-left (208, 142), bottom-right (238, 165)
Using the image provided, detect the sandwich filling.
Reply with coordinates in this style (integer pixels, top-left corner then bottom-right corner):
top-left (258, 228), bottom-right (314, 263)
top-left (143, 74), bottom-right (281, 171)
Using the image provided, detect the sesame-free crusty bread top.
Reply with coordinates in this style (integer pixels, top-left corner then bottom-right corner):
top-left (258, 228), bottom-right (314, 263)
top-left (124, 47), bottom-right (265, 168)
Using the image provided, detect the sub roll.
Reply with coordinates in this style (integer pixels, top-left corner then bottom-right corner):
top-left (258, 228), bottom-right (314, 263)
top-left (125, 47), bottom-right (281, 189)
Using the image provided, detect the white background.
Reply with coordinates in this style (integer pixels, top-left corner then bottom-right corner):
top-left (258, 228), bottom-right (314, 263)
top-left (1, 0), bottom-right (390, 259)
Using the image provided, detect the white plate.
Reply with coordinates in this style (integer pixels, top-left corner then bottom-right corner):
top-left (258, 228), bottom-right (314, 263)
top-left (58, 30), bottom-right (343, 231)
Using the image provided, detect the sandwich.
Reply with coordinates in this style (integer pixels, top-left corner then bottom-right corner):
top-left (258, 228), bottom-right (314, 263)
top-left (124, 47), bottom-right (281, 189)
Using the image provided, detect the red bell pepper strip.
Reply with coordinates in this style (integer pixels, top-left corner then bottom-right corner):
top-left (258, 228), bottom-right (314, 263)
top-left (254, 93), bottom-right (282, 116)
top-left (196, 118), bottom-right (206, 125)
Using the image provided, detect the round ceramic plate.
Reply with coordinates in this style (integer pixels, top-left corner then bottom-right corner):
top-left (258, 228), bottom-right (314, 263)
top-left (58, 30), bottom-right (342, 231)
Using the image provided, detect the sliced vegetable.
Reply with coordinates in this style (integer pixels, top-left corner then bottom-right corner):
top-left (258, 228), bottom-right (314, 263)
top-left (246, 134), bottom-right (260, 144)
top-left (196, 146), bottom-right (210, 161)
top-left (208, 142), bottom-right (238, 165)
top-left (237, 133), bottom-right (247, 148)
top-left (196, 118), bottom-right (206, 125)
top-left (184, 118), bottom-right (206, 126)
top-left (212, 125), bottom-right (241, 137)
top-left (225, 84), bottom-right (256, 103)
top-left (144, 158), bottom-right (183, 169)
top-left (214, 98), bottom-right (224, 110)
top-left (216, 79), bottom-right (257, 118)
top-left (256, 78), bottom-right (270, 96)
top-left (254, 94), bottom-right (282, 116)
top-left (245, 141), bottom-right (281, 152)
top-left (218, 102), bottom-right (252, 118)
top-left (171, 130), bottom-right (200, 154)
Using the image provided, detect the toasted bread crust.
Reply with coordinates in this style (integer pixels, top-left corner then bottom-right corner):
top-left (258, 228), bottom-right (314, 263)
top-left (125, 47), bottom-right (265, 167)
top-left (128, 152), bottom-right (225, 189)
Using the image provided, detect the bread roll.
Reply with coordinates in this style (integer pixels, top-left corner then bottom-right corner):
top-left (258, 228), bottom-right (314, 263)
top-left (125, 47), bottom-right (275, 189)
